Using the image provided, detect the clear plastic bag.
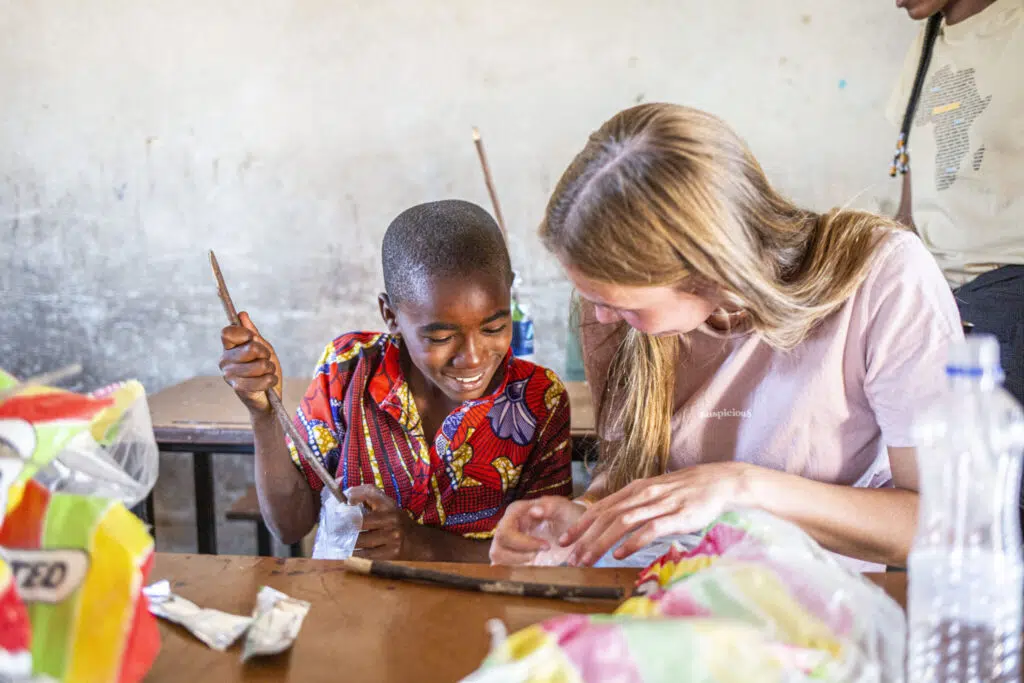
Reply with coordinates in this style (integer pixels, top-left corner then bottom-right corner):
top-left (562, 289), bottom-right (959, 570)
top-left (33, 392), bottom-right (158, 507)
top-left (311, 488), bottom-right (363, 560)
top-left (0, 375), bottom-right (158, 510)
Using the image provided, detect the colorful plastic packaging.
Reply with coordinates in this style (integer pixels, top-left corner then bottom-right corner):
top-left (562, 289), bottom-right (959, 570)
top-left (465, 509), bottom-right (906, 683)
top-left (0, 369), bottom-right (160, 683)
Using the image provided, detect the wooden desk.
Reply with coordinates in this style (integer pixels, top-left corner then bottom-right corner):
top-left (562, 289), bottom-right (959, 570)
top-left (147, 376), bottom-right (596, 554)
top-left (149, 376), bottom-right (596, 444)
top-left (146, 554), bottom-right (905, 683)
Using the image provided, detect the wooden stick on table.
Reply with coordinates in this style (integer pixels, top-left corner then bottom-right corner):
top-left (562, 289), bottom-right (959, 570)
top-left (343, 557), bottom-right (624, 601)
top-left (209, 250), bottom-right (347, 505)
top-left (471, 127), bottom-right (508, 239)
top-left (210, 251), bottom-right (623, 601)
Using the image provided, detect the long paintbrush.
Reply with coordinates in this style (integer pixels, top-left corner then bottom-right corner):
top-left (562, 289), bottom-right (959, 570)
top-left (209, 250), bottom-right (347, 504)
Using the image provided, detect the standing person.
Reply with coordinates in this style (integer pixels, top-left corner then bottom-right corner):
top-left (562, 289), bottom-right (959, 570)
top-left (888, 0), bottom-right (1024, 401)
top-left (488, 103), bottom-right (962, 572)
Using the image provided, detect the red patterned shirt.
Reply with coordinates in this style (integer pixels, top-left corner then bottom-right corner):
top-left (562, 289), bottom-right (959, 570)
top-left (286, 332), bottom-right (572, 538)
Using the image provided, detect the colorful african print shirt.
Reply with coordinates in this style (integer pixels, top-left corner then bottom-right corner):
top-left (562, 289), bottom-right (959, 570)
top-left (286, 332), bottom-right (572, 538)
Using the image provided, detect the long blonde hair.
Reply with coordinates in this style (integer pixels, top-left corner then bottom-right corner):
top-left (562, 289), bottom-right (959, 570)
top-left (540, 103), bottom-right (901, 492)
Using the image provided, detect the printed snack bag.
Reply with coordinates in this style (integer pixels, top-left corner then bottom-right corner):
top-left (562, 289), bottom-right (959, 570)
top-left (0, 370), bottom-right (160, 683)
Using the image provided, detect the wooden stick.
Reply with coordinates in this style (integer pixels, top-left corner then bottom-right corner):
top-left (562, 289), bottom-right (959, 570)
top-left (0, 364), bottom-right (83, 402)
top-left (471, 127), bottom-right (508, 240)
top-left (208, 250), bottom-right (347, 504)
top-left (342, 557), bottom-right (624, 601)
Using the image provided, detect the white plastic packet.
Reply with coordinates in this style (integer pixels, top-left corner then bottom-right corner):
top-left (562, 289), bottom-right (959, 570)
top-left (524, 518), bottom-right (702, 568)
top-left (592, 533), bottom-right (703, 568)
top-left (241, 586), bottom-right (310, 662)
top-left (311, 488), bottom-right (363, 560)
top-left (143, 580), bottom-right (252, 651)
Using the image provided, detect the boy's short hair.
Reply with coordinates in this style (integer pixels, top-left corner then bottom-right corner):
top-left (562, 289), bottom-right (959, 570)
top-left (382, 199), bottom-right (513, 305)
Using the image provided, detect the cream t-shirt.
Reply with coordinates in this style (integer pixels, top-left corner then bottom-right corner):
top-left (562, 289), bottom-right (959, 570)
top-left (581, 230), bottom-right (964, 571)
top-left (886, 0), bottom-right (1024, 285)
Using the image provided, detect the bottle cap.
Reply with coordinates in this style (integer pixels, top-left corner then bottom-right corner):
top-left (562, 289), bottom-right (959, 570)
top-left (946, 334), bottom-right (1004, 381)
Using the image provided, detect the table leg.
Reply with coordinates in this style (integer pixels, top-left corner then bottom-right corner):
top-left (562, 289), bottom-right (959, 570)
top-left (145, 491), bottom-right (157, 544)
top-left (193, 451), bottom-right (217, 555)
top-left (256, 521), bottom-right (272, 557)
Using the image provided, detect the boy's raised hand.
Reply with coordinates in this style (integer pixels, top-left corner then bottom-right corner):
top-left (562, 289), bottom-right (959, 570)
top-left (219, 311), bottom-right (283, 414)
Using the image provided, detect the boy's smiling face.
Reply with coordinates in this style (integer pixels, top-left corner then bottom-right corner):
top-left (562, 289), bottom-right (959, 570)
top-left (379, 271), bottom-right (513, 403)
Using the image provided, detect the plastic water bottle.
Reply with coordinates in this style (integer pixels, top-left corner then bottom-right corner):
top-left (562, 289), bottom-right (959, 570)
top-left (907, 334), bottom-right (1024, 682)
top-left (510, 273), bottom-right (535, 363)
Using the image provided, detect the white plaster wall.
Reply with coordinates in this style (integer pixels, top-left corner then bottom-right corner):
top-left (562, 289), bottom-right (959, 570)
top-left (1, 0), bottom-right (918, 392)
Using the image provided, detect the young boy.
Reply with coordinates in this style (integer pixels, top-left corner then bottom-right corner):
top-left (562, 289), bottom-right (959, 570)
top-left (219, 199), bottom-right (572, 562)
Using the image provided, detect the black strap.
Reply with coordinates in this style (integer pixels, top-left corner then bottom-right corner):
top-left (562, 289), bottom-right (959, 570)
top-left (890, 13), bottom-right (943, 177)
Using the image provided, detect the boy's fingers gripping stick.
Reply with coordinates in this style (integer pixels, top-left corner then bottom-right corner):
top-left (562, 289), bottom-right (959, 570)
top-left (208, 250), bottom-right (347, 505)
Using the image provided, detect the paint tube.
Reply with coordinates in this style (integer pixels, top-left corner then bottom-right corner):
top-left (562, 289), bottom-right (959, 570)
top-left (240, 586), bottom-right (310, 662)
top-left (143, 581), bottom-right (252, 652)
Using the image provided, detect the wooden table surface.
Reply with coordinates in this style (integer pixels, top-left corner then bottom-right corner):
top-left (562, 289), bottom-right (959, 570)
top-left (146, 554), bottom-right (906, 683)
top-left (148, 376), bottom-right (597, 446)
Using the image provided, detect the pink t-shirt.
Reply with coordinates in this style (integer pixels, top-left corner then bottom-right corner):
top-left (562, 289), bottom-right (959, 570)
top-left (581, 229), bottom-right (963, 570)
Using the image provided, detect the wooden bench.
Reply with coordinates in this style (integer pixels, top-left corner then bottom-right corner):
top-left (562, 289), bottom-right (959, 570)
top-left (226, 486), bottom-right (304, 557)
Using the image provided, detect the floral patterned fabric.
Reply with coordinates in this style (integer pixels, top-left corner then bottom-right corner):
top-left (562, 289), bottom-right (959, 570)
top-left (287, 332), bottom-right (572, 538)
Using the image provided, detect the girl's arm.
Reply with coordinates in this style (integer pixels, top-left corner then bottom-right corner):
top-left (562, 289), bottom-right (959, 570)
top-left (742, 446), bottom-right (918, 566)
top-left (561, 447), bottom-right (918, 568)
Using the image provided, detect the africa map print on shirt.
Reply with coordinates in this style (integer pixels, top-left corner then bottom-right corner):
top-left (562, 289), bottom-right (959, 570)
top-left (914, 64), bottom-right (991, 191)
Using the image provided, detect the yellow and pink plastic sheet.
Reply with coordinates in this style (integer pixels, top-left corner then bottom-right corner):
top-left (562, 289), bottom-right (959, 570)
top-left (465, 510), bottom-right (906, 683)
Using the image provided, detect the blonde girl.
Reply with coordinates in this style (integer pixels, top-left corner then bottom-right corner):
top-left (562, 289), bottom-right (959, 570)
top-left (490, 103), bottom-right (962, 571)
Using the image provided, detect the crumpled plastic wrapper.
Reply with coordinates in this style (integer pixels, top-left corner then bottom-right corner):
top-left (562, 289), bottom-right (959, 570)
top-left (144, 582), bottom-right (310, 662)
top-left (311, 488), bottom-right (363, 560)
top-left (241, 586), bottom-right (311, 662)
top-left (465, 509), bottom-right (907, 683)
top-left (143, 580), bottom-right (252, 652)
